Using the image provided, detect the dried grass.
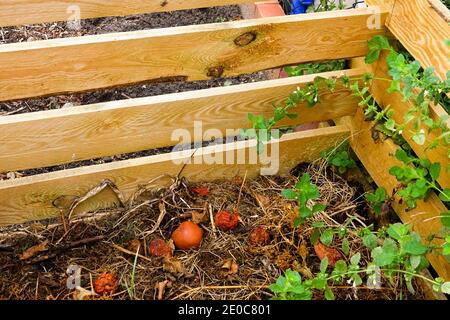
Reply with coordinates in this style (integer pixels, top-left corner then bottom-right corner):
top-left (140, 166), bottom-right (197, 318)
top-left (0, 161), bottom-right (424, 300)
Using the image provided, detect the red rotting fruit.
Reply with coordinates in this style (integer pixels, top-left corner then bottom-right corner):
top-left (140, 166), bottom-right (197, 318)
top-left (214, 210), bottom-right (239, 231)
top-left (191, 186), bottom-right (209, 196)
top-left (149, 239), bottom-right (171, 257)
top-left (94, 272), bottom-right (119, 295)
top-left (248, 227), bottom-right (270, 246)
top-left (171, 221), bottom-right (203, 250)
top-left (314, 242), bottom-right (342, 267)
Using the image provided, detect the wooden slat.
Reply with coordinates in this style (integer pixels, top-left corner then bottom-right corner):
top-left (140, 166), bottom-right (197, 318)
top-left (0, 68), bottom-right (362, 173)
top-left (0, 0), bottom-right (252, 27)
top-left (366, 0), bottom-right (450, 80)
top-left (370, 53), bottom-right (450, 189)
top-left (338, 111), bottom-right (450, 280)
top-left (0, 126), bottom-right (350, 226)
top-left (0, 8), bottom-right (387, 101)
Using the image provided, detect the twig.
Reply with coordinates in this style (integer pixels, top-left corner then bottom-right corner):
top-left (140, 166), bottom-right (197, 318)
top-left (236, 170), bottom-right (248, 210)
top-left (329, 205), bottom-right (357, 217)
top-left (64, 235), bottom-right (106, 249)
top-left (113, 199), bottom-right (156, 228)
top-left (155, 280), bottom-right (172, 300)
top-left (59, 209), bottom-right (69, 234)
top-left (2, 106), bottom-right (26, 115)
top-left (208, 202), bottom-right (217, 239)
top-left (25, 235), bottom-right (106, 264)
top-left (111, 243), bottom-right (152, 263)
top-left (171, 284), bottom-right (268, 300)
top-left (140, 200), bottom-right (167, 237)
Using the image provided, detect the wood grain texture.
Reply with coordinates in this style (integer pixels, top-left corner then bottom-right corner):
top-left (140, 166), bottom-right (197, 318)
top-left (0, 0), bottom-right (251, 27)
top-left (0, 126), bottom-right (350, 226)
top-left (370, 53), bottom-right (450, 189)
top-left (366, 0), bottom-right (450, 80)
top-left (337, 111), bottom-right (450, 280)
top-left (0, 68), bottom-right (362, 172)
top-left (0, 9), bottom-right (387, 101)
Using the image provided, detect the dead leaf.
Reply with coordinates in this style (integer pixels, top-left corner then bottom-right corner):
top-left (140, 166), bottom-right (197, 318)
top-left (314, 242), bottom-right (342, 267)
top-left (163, 256), bottom-right (187, 275)
top-left (19, 240), bottom-right (49, 260)
top-left (221, 258), bottom-right (239, 275)
top-left (191, 187), bottom-right (209, 196)
top-left (6, 172), bottom-right (22, 180)
top-left (155, 280), bottom-right (172, 300)
top-left (29, 223), bottom-right (46, 233)
top-left (191, 210), bottom-right (208, 224)
top-left (232, 175), bottom-right (243, 186)
top-left (72, 287), bottom-right (98, 300)
top-left (166, 239), bottom-right (175, 257)
top-left (297, 240), bottom-right (309, 262)
top-left (300, 267), bottom-right (314, 279)
top-left (254, 193), bottom-right (270, 210)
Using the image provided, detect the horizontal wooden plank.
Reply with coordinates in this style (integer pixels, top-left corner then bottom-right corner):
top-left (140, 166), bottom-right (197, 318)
top-left (0, 8), bottom-right (387, 101)
top-left (0, 126), bottom-right (350, 226)
top-left (366, 0), bottom-right (450, 80)
top-left (0, 0), bottom-right (252, 27)
top-left (338, 110), bottom-right (450, 280)
top-left (370, 53), bottom-right (450, 189)
top-left (0, 68), bottom-right (362, 172)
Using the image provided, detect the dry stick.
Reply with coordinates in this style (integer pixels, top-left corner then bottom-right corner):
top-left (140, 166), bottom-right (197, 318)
top-left (34, 277), bottom-right (39, 299)
top-left (64, 235), bottom-right (106, 248)
top-left (59, 209), bottom-right (69, 235)
top-left (111, 243), bottom-right (152, 263)
top-left (140, 200), bottom-right (167, 237)
top-left (128, 174), bottom-right (173, 206)
top-left (155, 280), bottom-right (172, 300)
top-left (236, 170), bottom-right (248, 210)
top-left (113, 199), bottom-right (156, 228)
top-left (171, 285), bottom-right (269, 300)
top-left (329, 205), bottom-right (357, 217)
top-left (208, 202), bottom-right (217, 239)
top-left (25, 235), bottom-right (106, 264)
top-left (235, 170), bottom-right (248, 227)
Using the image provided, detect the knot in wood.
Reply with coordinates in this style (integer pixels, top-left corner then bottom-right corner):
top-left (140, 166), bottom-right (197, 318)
top-left (234, 31), bottom-right (257, 47)
top-left (206, 66), bottom-right (224, 78)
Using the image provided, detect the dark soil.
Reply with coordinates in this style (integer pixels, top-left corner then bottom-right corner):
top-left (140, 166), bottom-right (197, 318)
top-left (0, 6), bottom-right (242, 44)
top-left (0, 73), bottom-right (268, 116)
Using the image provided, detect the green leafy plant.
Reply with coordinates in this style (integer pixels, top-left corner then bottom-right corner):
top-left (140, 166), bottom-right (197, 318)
top-left (388, 149), bottom-right (449, 208)
top-left (281, 173), bottom-right (326, 226)
top-left (284, 60), bottom-right (346, 77)
top-left (271, 223), bottom-right (450, 300)
top-left (241, 77), bottom-right (331, 154)
top-left (269, 268), bottom-right (313, 300)
top-left (124, 246), bottom-right (139, 300)
top-left (321, 142), bottom-right (356, 174)
top-left (244, 34), bottom-right (450, 299)
top-left (366, 35), bottom-right (450, 151)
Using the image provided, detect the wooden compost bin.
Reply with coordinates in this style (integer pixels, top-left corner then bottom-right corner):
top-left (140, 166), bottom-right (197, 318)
top-left (0, 0), bottom-right (449, 285)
